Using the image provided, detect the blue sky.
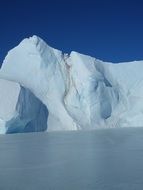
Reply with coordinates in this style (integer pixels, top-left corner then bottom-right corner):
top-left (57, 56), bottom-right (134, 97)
top-left (0, 0), bottom-right (143, 64)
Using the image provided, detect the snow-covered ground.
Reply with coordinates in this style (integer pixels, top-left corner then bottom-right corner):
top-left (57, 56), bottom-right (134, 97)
top-left (1, 35), bottom-right (143, 133)
top-left (0, 128), bottom-right (143, 190)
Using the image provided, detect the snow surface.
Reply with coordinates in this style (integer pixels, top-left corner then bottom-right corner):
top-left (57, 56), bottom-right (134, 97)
top-left (0, 35), bottom-right (143, 133)
top-left (0, 128), bottom-right (143, 190)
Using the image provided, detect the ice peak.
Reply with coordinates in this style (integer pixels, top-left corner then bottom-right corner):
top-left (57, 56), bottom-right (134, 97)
top-left (29, 35), bottom-right (41, 45)
top-left (20, 35), bottom-right (47, 49)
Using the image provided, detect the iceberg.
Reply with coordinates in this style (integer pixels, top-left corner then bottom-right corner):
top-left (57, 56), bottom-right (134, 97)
top-left (0, 35), bottom-right (143, 133)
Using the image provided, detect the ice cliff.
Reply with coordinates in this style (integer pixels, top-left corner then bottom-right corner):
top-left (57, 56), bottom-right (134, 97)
top-left (0, 35), bottom-right (143, 134)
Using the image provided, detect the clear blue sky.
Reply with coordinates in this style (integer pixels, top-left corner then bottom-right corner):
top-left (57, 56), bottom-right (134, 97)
top-left (0, 0), bottom-right (143, 64)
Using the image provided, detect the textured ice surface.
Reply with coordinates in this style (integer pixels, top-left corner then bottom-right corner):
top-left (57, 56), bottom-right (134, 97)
top-left (1, 35), bottom-right (143, 133)
top-left (0, 79), bottom-right (20, 120)
top-left (0, 128), bottom-right (143, 190)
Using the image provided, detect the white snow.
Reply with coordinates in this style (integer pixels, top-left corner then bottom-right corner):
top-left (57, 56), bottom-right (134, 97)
top-left (0, 35), bottom-right (143, 133)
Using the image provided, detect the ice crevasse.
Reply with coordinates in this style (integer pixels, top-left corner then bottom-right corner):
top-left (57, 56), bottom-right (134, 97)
top-left (0, 35), bottom-right (143, 134)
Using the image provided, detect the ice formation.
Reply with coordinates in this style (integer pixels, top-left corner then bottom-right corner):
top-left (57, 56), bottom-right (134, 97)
top-left (0, 35), bottom-right (143, 133)
top-left (0, 79), bottom-right (48, 133)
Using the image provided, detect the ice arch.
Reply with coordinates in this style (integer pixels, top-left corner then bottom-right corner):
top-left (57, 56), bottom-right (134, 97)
top-left (6, 86), bottom-right (49, 133)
